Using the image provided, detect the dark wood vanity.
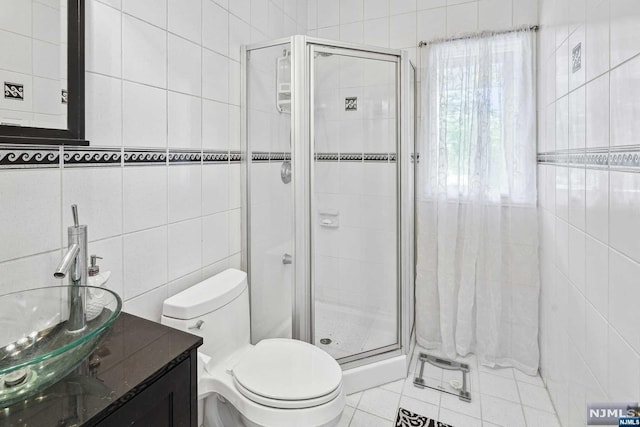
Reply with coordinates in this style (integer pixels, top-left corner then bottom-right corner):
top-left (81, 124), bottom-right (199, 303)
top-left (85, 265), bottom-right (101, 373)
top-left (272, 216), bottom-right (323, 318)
top-left (0, 313), bottom-right (202, 427)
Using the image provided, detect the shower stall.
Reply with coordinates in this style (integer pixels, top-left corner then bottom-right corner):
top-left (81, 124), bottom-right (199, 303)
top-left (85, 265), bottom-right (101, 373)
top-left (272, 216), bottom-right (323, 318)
top-left (241, 36), bottom-right (415, 392)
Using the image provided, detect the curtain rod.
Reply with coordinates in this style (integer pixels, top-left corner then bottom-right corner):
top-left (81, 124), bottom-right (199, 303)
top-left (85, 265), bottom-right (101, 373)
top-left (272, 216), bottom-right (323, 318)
top-left (418, 25), bottom-right (539, 47)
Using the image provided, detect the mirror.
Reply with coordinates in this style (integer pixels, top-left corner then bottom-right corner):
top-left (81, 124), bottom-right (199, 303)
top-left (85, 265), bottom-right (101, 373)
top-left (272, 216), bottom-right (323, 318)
top-left (0, 0), bottom-right (86, 145)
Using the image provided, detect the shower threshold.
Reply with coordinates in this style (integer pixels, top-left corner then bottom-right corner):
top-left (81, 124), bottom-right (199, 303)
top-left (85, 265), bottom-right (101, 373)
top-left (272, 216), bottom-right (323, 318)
top-left (413, 352), bottom-right (472, 402)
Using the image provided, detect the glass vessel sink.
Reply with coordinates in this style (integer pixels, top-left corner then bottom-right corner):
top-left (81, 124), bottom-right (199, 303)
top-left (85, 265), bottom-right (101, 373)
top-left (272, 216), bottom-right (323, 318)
top-left (0, 286), bottom-right (121, 407)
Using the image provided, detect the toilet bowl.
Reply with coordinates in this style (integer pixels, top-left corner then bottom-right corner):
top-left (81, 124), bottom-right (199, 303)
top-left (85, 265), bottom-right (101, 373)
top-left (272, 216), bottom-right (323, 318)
top-left (161, 269), bottom-right (345, 427)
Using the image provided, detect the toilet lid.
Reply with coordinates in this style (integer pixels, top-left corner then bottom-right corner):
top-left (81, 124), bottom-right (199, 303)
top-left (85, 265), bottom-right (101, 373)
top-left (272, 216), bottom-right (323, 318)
top-left (232, 339), bottom-right (342, 408)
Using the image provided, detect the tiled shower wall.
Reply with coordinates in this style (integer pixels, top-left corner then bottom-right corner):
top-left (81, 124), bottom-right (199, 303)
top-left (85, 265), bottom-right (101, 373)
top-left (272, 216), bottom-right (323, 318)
top-left (537, 0), bottom-right (640, 425)
top-left (0, 0), bottom-right (307, 321)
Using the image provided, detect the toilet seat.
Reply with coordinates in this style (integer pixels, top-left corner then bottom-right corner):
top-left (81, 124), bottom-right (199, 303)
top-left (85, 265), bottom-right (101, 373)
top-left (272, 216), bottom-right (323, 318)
top-left (231, 339), bottom-right (342, 410)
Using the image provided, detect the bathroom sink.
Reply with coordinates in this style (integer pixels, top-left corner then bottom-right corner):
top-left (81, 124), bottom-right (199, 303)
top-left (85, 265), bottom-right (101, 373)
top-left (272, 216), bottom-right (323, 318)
top-left (0, 286), bottom-right (121, 407)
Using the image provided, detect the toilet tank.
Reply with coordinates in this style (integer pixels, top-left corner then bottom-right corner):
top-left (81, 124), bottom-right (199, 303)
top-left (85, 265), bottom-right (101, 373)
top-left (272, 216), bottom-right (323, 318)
top-left (161, 269), bottom-right (250, 363)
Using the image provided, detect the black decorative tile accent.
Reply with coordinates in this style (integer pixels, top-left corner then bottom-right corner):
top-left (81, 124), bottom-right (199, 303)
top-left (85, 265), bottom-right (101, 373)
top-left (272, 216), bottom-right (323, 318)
top-left (229, 151), bottom-right (242, 163)
top-left (269, 152), bottom-right (286, 161)
top-left (203, 150), bottom-right (229, 163)
top-left (251, 151), bottom-right (270, 162)
top-left (61, 89), bottom-right (68, 104)
top-left (4, 82), bottom-right (24, 100)
top-left (315, 152), bottom-right (339, 161)
top-left (340, 153), bottom-right (363, 161)
top-left (345, 96), bottom-right (357, 111)
top-left (395, 408), bottom-right (454, 427)
top-left (63, 148), bottom-right (121, 167)
top-left (0, 146), bottom-right (60, 169)
top-left (572, 43), bottom-right (582, 73)
top-left (364, 153), bottom-right (390, 162)
top-left (313, 152), bottom-right (398, 162)
top-left (168, 151), bottom-right (201, 163)
top-left (124, 149), bottom-right (167, 165)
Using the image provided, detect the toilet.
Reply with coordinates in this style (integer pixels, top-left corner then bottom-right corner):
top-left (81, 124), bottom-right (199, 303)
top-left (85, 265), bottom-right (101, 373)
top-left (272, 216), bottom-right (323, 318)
top-left (161, 268), bottom-right (345, 427)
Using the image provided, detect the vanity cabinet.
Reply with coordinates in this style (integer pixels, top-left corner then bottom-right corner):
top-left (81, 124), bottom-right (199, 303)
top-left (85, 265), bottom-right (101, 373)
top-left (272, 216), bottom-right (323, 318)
top-left (94, 356), bottom-right (194, 427)
top-left (0, 313), bottom-right (202, 427)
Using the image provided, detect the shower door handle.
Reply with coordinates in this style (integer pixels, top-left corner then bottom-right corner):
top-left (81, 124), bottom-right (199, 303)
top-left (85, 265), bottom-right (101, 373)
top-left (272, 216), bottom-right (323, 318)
top-left (282, 253), bottom-right (292, 265)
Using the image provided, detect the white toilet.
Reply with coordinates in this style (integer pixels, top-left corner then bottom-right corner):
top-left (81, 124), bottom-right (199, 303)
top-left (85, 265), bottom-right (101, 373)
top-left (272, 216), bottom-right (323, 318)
top-left (161, 268), bottom-right (345, 427)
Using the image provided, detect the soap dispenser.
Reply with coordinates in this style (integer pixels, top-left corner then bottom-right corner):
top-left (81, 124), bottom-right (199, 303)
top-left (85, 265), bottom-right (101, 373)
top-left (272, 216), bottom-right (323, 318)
top-left (85, 255), bottom-right (110, 321)
top-left (87, 255), bottom-right (111, 287)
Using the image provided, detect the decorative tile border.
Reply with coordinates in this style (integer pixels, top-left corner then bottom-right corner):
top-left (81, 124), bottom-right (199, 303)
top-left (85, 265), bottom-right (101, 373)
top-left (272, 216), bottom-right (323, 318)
top-left (311, 152), bottom-right (398, 163)
top-left (0, 145), bottom-right (404, 169)
top-left (269, 152), bottom-right (285, 161)
top-left (363, 153), bottom-right (390, 162)
top-left (124, 149), bottom-right (167, 165)
top-left (0, 146), bottom-right (247, 169)
top-left (202, 151), bottom-right (229, 163)
top-left (63, 148), bottom-right (121, 167)
top-left (249, 151), bottom-right (397, 163)
top-left (0, 146), bottom-right (60, 169)
top-left (537, 147), bottom-right (640, 172)
top-left (251, 151), bottom-right (270, 162)
top-left (340, 153), bottom-right (363, 162)
top-left (229, 151), bottom-right (242, 163)
top-left (248, 151), bottom-right (291, 162)
top-left (609, 149), bottom-right (640, 170)
top-left (168, 150), bottom-right (201, 164)
top-left (315, 152), bottom-right (339, 162)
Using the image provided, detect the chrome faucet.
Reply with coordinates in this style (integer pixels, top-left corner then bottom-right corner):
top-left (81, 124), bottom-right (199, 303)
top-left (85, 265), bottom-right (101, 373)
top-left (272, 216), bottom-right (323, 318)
top-left (54, 205), bottom-right (88, 332)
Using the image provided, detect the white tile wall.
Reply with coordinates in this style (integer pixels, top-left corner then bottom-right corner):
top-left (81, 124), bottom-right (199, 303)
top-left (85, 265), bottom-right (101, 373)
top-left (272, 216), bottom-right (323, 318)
top-left (0, 0), bottom-right (307, 322)
top-left (307, 0), bottom-right (538, 63)
top-left (538, 0), bottom-right (640, 424)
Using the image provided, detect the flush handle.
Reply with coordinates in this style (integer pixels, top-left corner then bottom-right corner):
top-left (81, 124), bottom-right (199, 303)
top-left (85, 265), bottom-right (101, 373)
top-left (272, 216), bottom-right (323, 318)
top-left (282, 253), bottom-right (292, 265)
top-left (189, 320), bottom-right (205, 330)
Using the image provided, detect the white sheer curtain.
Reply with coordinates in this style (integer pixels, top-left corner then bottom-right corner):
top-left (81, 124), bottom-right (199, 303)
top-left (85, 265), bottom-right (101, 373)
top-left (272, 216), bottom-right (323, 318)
top-left (416, 30), bottom-right (540, 374)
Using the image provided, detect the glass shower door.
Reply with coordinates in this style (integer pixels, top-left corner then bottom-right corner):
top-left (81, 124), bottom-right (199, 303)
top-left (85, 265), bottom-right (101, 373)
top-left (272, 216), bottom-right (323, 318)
top-left (311, 46), bottom-right (399, 362)
top-left (245, 43), bottom-right (295, 344)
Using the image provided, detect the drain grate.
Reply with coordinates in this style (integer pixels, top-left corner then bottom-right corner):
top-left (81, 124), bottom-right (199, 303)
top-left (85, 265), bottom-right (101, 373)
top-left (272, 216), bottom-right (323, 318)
top-left (319, 338), bottom-right (332, 345)
top-left (3, 368), bottom-right (29, 388)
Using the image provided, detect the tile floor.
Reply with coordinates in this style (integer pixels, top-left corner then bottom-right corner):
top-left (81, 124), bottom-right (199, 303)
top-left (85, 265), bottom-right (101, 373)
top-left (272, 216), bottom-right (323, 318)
top-left (338, 345), bottom-right (561, 427)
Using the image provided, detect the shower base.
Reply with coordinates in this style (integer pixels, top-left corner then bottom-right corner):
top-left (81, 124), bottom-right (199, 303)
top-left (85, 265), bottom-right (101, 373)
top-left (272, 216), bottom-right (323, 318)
top-left (314, 301), bottom-right (396, 360)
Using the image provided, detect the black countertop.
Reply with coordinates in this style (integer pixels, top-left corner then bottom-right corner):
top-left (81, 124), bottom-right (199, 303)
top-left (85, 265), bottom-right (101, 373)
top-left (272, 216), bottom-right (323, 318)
top-left (0, 312), bottom-right (202, 427)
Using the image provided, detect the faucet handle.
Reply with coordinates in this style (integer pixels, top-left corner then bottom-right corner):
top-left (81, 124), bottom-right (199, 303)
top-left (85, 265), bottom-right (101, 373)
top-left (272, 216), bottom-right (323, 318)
top-left (71, 204), bottom-right (79, 227)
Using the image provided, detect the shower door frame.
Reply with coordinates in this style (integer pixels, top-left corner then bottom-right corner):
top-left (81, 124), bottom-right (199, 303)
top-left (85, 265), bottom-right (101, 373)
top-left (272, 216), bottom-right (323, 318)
top-left (242, 36), bottom-right (414, 369)
top-left (308, 42), bottom-right (403, 365)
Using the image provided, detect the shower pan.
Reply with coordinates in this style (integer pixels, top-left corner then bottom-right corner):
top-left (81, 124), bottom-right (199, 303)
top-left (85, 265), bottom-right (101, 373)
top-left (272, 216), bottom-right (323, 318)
top-left (241, 36), bottom-right (416, 393)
